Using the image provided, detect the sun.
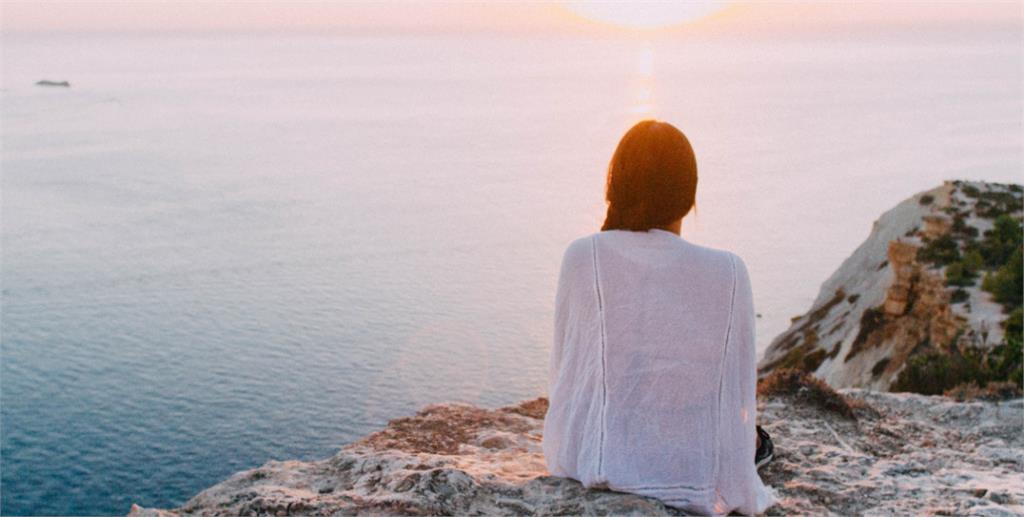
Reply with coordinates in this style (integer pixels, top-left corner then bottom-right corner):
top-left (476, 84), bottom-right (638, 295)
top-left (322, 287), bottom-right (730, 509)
top-left (562, 0), bottom-right (728, 30)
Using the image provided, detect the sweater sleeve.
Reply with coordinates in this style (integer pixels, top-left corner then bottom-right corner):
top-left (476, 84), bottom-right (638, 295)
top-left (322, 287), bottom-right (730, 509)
top-left (548, 246), bottom-right (572, 397)
top-left (715, 254), bottom-right (777, 515)
top-left (543, 239), bottom-right (587, 477)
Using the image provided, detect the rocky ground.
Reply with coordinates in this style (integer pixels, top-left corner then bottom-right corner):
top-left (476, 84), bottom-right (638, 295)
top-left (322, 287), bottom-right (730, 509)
top-left (130, 387), bottom-right (1023, 516)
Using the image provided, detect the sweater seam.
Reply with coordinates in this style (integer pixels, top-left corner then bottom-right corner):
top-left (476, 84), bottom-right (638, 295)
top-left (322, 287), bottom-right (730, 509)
top-left (591, 234), bottom-right (609, 483)
top-left (714, 253), bottom-right (739, 486)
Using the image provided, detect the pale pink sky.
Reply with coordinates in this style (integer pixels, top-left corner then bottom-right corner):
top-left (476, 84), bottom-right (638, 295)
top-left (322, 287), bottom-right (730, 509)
top-left (1, 0), bottom-right (1020, 34)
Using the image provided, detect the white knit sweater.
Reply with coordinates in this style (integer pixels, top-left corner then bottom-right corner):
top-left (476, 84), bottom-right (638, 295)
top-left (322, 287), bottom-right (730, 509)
top-left (542, 228), bottom-right (777, 515)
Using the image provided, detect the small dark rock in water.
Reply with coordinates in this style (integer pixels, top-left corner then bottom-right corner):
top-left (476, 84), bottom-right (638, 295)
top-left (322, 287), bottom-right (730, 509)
top-left (35, 80), bottom-right (70, 87)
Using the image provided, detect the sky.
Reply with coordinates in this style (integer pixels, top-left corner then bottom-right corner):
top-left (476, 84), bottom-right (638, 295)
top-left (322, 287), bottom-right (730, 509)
top-left (1, 1), bottom-right (1020, 35)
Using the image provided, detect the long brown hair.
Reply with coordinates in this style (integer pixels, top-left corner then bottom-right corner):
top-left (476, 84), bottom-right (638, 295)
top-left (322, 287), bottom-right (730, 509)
top-left (600, 120), bottom-right (698, 231)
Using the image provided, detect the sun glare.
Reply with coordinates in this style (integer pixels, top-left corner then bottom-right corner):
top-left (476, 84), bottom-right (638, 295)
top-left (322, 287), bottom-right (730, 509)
top-left (563, 0), bottom-right (728, 30)
top-left (630, 46), bottom-right (656, 116)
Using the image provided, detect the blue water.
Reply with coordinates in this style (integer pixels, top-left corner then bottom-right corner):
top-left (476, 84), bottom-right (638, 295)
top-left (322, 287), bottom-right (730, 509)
top-left (2, 30), bottom-right (1021, 515)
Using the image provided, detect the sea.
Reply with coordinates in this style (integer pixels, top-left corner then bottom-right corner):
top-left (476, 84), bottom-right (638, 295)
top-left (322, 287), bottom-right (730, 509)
top-left (2, 28), bottom-right (1020, 515)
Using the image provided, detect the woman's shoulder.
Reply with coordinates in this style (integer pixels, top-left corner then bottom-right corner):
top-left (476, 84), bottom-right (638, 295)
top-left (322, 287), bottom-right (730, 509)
top-left (565, 229), bottom-right (749, 266)
top-left (689, 245), bottom-right (751, 291)
top-left (556, 234), bottom-right (597, 274)
top-left (695, 244), bottom-right (748, 276)
top-left (565, 230), bottom-right (745, 265)
top-left (696, 244), bottom-right (751, 286)
top-left (566, 233), bottom-right (597, 250)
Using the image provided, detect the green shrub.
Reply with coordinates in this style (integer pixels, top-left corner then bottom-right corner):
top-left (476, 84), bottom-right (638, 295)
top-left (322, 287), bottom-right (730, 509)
top-left (761, 331), bottom-right (826, 374)
top-left (950, 288), bottom-right (970, 303)
top-left (893, 326), bottom-right (1023, 394)
top-left (1005, 306), bottom-right (1022, 339)
top-left (944, 250), bottom-right (983, 289)
top-left (952, 214), bottom-right (980, 239)
top-left (892, 349), bottom-right (979, 395)
top-left (987, 340), bottom-right (1023, 389)
top-left (944, 381), bottom-right (1022, 401)
top-left (976, 190), bottom-right (1024, 219)
top-left (979, 215), bottom-right (1022, 268)
top-left (994, 307), bottom-right (1022, 388)
top-left (918, 234), bottom-right (960, 266)
top-left (981, 246), bottom-right (1022, 311)
top-left (962, 249), bottom-right (984, 273)
top-left (945, 262), bottom-right (973, 287)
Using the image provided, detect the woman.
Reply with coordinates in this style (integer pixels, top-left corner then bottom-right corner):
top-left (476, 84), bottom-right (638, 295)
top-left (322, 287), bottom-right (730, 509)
top-left (542, 120), bottom-right (777, 515)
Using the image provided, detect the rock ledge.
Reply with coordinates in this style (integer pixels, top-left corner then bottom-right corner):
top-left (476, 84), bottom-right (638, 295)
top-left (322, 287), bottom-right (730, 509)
top-left (130, 392), bottom-right (1023, 516)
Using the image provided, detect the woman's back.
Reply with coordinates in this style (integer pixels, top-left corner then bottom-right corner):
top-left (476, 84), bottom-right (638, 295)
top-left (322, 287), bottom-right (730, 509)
top-left (542, 228), bottom-right (775, 515)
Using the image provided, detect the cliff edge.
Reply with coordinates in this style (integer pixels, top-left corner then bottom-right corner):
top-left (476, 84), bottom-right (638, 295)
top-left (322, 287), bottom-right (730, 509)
top-left (129, 382), bottom-right (1023, 516)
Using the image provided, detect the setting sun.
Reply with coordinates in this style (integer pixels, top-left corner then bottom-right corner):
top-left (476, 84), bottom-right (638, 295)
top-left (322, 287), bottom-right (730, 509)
top-left (562, 0), bottom-right (728, 30)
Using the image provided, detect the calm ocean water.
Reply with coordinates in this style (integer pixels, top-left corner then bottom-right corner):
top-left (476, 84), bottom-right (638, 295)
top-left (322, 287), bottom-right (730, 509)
top-left (2, 30), bottom-right (1020, 515)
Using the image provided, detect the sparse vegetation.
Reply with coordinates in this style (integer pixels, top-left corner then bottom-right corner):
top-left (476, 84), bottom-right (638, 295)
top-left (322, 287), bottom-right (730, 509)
top-left (981, 246), bottom-right (1022, 311)
top-left (919, 193), bottom-right (1021, 321)
top-left (961, 249), bottom-right (984, 273)
top-left (892, 327), bottom-right (1023, 395)
top-left (944, 381), bottom-right (1022, 402)
top-left (845, 306), bottom-right (887, 363)
top-left (826, 321), bottom-right (844, 337)
top-left (892, 351), bottom-right (962, 395)
top-left (944, 249), bottom-right (983, 288)
top-left (801, 348), bottom-right (827, 373)
top-left (950, 288), bottom-right (969, 304)
top-left (974, 214), bottom-right (1022, 268)
top-left (918, 234), bottom-right (960, 266)
top-left (872, 358), bottom-right (890, 376)
top-left (1006, 306), bottom-right (1022, 339)
top-left (951, 213), bottom-right (979, 239)
top-left (760, 332), bottom-right (828, 374)
top-left (945, 262), bottom-right (970, 287)
top-left (805, 289), bottom-right (847, 328)
top-left (825, 342), bottom-right (843, 361)
top-left (995, 307), bottom-right (1022, 386)
top-left (757, 368), bottom-right (871, 420)
top-left (763, 183), bottom-right (1022, 398)
top-left (975, 190), bottom-right (1023, 219)
top-left (894, 209), bottom-right (1022, 395)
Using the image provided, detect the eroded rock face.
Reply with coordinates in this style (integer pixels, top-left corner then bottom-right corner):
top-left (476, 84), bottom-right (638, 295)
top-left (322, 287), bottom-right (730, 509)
top-left (882, 239), bottom-right (921, 317)
top-left (759, 180), bottom-right (1022, 390)
top-left (128, 394), bottom-right (1024, 516)
top-left (846, 237), bottom-right (962, 388)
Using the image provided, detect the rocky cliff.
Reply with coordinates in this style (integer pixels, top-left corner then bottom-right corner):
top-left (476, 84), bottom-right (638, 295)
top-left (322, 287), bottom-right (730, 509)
top-left (758, 180), bottom-right (1022, 391)
top-left (129, 381), bottom-right (1023, 516)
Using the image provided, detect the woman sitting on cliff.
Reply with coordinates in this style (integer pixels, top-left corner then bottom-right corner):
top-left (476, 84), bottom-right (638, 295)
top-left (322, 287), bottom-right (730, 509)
top-left (542, 120), bottom-right (777, 515)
